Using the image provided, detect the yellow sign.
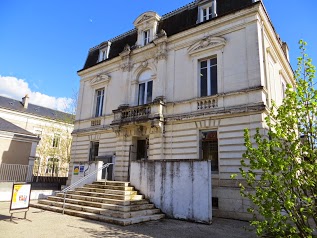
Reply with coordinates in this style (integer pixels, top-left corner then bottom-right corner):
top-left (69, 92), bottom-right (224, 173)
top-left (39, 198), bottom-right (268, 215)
top-left (10, 183), bottom-right (31, 211)
top-left (73, 166), bottom-right (79, 175)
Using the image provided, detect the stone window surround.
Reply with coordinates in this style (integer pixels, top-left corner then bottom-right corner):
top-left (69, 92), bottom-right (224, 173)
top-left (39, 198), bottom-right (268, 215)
top-left (199, 129), bottom-right (219, 172)
top-left (191, 49), bottom-right (223, 98)
top-left (93, 88), bottom-right (105, 118)
top-left (98, 41), bottom-right (111, 63)
top-left (133, 11), bottom-right (161, 47)
top-left (199, 56), bottom-right (218, 97)
top-left (198, 0), bottom-right (217, 23)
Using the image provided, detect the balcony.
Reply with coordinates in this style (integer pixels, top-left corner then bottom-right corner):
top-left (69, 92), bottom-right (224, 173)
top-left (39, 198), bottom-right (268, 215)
top-left (111, 97), bottom-right (165, 126)
top-left (197, 97), bottom-right (218, 110)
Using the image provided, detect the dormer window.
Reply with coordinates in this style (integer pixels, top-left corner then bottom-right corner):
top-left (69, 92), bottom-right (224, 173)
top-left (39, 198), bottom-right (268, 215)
top-left (98, 41), bottom-right (111, 62)
top-left (133, 11), bottom-right (161, 48)
top-left (99, 49), bottom-right (107, 62)
top-left (202, 6), bottom-right (212, 21)
top-left (198, 0), bottom-right (217, 23)
top-left (143, 30), bottom-right (150, 46)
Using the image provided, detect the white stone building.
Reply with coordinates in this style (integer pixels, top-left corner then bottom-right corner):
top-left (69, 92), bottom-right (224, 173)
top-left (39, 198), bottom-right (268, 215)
top-left (0, 95), bottom-right (74, 176)
top-left (71, 0), bottom-right (294, 220)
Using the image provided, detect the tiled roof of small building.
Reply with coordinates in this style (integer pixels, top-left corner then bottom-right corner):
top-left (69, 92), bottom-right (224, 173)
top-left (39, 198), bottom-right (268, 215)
top-left (80, 0), bottom-right (255, 72)
top-left (0, 95), bottom-right (74, 123)
top-left (0, 117), bottom-right (37, 136)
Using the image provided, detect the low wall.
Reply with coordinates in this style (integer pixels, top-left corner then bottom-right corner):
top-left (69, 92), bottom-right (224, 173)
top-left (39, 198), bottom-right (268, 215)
top-left (131, 160), bottom-right (212, 223)
top-left (0, 182), bottom-right (55, 201)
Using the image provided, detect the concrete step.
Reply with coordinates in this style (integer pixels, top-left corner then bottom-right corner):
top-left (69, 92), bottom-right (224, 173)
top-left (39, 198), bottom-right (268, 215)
top-left (75, 187), bottom-right (143, 200)
top-left (54, 193), bottom-right (150, 206)
top-left (100, 208), bottom-right (161, 219)
top-left (102, 203), bottom-right (155, 212)
top-left (95, 181), bottom-right (130, 187)
top-left (47, 196), bottom-right (103, 208)
top-left (31, 202), bottom-right (165, 226)
top-left (37, 199), bottom-right (161, 219)
top-left (82, 185), bottom-right (138, 195)
top-left (38, 199), bottom-right (104, 214)
top-left (88, 183), bottom-right (135, 191)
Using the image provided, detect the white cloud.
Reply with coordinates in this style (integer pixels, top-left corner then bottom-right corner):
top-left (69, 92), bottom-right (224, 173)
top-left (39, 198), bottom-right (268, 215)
top-left (0, 76), bottom-right (73, 112)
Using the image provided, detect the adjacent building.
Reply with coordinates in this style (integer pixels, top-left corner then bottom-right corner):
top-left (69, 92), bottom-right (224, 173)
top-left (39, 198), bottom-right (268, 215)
top-left (71, 0), bottom-right (294, 220)
top-left (0, 95), bottom-right (74, 176)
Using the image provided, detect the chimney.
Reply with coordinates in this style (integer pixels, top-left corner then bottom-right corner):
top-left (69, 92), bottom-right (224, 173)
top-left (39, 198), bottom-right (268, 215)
top-left (282, 42), bottom-right (290, 62)
top-left (22, 94), bottom-right (29, 109)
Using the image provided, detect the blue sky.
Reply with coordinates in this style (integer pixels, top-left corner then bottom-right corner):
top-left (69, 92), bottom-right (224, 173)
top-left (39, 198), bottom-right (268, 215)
top-left (0, 0), bottom-right (316, 112)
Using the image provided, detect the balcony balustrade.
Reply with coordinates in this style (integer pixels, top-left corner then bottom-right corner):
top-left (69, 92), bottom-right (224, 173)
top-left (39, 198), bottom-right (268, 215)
top-left (111, 97), bottom-right (165, 126)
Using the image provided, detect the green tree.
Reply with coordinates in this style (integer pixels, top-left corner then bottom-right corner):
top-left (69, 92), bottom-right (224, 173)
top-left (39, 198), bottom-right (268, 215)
top-left (235, 40), bottom-right (316, 237)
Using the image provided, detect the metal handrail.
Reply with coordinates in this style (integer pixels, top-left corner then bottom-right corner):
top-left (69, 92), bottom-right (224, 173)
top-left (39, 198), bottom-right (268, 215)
top-left (62, 162), bottom-right (113, 214)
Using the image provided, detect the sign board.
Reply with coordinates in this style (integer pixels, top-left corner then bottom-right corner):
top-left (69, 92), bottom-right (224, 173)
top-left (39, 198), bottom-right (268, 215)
top-left (73, 165), bottom-right (79, 175)
top-left (79, 165), bottom-right (85, 174)
top-left (10, 183), bottom-right (31, 211)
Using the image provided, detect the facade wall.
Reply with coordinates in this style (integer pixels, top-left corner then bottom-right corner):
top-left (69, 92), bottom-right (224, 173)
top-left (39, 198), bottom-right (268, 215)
top-left (71, 3), bottom-right (293, 220)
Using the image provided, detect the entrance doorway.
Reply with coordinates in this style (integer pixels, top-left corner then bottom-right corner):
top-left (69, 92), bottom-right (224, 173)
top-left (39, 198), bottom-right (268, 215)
top-left (136, 139), bottom-right (148, 160)
top-left (96, 155), bottom-right (114, 180)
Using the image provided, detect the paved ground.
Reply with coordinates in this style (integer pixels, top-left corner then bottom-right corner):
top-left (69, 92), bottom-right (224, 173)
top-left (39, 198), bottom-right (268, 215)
top-left (0, 201), bottom-right (256, 238)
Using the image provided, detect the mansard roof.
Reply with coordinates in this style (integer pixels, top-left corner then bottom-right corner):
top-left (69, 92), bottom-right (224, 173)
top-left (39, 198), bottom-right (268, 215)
top-left (0, 95), bottom-right (74, 123)
top-left (80, 0), bottom-right (255, 72)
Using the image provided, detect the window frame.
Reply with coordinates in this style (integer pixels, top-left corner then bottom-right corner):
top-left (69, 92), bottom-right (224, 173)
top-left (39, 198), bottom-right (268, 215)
top-left (143, 30), bottom-right (150, 46)
top-left (52, 133), bottom-right (60, 148)
top-left (89, 141), bottom-right (99, 161)
top-left (199, 56), bottom-right (218, 97)
top-left (98, 49), bottom-right (108, 62)
top-left (94, 88), bottom-right (105, 117)
top-left (199, 2), bottom-right (214, 23)
top-left (138, 80), bottom-right (153, 105)
top-left (200, 130), bottom-right (219, 172)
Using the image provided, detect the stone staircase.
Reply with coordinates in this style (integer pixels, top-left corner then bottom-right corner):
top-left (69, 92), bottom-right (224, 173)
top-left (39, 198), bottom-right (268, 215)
top-left (30, 181), bottom-right (164, 226)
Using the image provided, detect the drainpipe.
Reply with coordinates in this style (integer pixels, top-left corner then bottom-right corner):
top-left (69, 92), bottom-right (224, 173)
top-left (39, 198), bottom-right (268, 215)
top-left (128, 145), bottom-right (133, 181)
top-left (211, 0), bottom-right (217, 18)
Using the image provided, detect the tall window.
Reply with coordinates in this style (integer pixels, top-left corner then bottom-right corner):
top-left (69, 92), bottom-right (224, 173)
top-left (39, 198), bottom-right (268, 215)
top-left (89, 141), bottom-right (99, 161)
top-left (52, 134), bottom-right (60, 148)
top-left (143, 30), bottom-right (150, 46)
top-left (95, 88), bottom-right (104, 117)
top-left (200, 57), bottom-right (217, 97)
top-left (201, 131), bottom-right (218, 171)
top-left (138, 70), bottom-right (153, 105)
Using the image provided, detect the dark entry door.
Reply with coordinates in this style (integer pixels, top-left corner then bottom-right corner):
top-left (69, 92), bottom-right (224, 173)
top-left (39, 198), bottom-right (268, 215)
top-left (136, 139), bottom-right (147, 160)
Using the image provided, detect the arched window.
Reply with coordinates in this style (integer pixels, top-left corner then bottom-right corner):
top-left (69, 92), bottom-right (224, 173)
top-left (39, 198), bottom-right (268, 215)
top-left (138, 70), bottom-right (153, 105)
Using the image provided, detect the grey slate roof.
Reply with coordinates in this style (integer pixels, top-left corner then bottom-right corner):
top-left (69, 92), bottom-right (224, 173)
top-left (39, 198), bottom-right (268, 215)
top-left (0, 95), bottom-right (74, 123)
top-left (0, 117), bottom-right (37, 137)
top-left (80, 0), bottom-right (254, 71)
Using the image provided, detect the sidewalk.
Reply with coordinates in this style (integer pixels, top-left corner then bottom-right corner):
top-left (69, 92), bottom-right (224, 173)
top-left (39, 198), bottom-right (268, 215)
top-left (0, 201), bottom-right (256, 238)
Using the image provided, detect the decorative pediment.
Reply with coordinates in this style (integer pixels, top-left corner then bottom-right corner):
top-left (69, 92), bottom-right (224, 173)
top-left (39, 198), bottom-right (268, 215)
top-left (188, 36), bottom-right (226, 56)
top-left (133, 11), bottom-right (161, 27)
top-left (137, 15), bottom-right (152, 24)
top-left (90, 74), bottom-right (111, 86)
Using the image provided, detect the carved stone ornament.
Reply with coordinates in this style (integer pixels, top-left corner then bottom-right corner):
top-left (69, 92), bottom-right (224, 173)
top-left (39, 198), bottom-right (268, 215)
top-left (141, 60), bottom-right (148, 68)
top-left (120, 62), bottom-right (133, 72)
top-left (90, 74), bottom-right (111, 86)
top-left (187, 36), bottom-right (226, 56)
top-left (157, 29), bottom-right (167, 38)
top-left (137, 14), bottom-right (152, 24)
top-left (155, 42), bottom-right (168, 61)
